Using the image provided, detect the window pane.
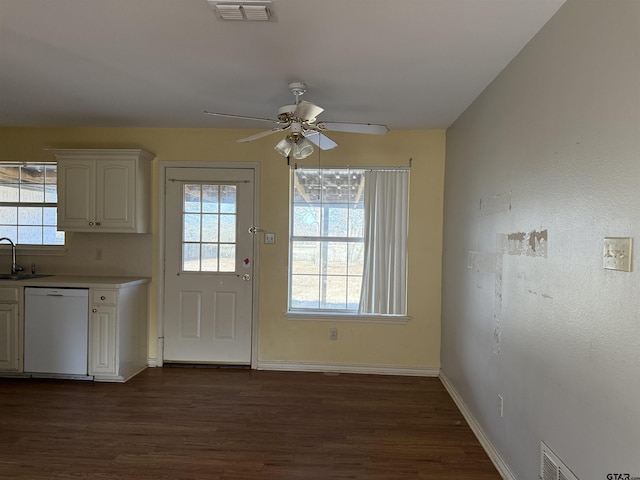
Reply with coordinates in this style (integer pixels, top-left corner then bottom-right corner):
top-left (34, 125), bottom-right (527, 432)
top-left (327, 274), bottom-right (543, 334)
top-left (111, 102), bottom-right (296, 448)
top-left (0, 206), bottom-right (17, 224)
top-left (45, 185), bottom-right (57, 203)
top-left (326, 242), bottom-right (347, 275)
top-left (0, 226), bottom-right (16, 239)
top-left (18, 207), bottom-right (42, 225)
top-left (202, 185), bottom-right (219, 213)
top-left (20, 184), bottom-right (44, 203)
top-left (0, 166), bottom-right (19, 183)
top-left (18, 226), bottom-right (42, 244)
top-left (348, 207), bottom-right (364, 237)
top-left (293, 169), bottom-right (321, 204)
top-left (219, 214), bottom-right (235, 243)
top-left (201, 244), bottom-right (218, 272)
top-left (183, 243), bottom-right (200, 271)
top-left (0, 185), bottom-right (19, 202)
top-left (326, 206), bottom-right (348, 237)
top-left (220, 186), bottom-right (236, 213)
top-left (183, 214), bottom-right (201, 242)
top-left (291, 241), bottom-right (320, 274)
top-left (219, 245), bottom-right (235, 272)
top-left (347, 277), bottom-right (362, 310)
top-left (43, 227), bottom-right (64, 245)
top-left (348, 242), bottom-right (364, 275)
top-left (291, 275), bottom-right (320, 309)
top-left (293, 205), bottom-right (320, 237)
top-left (43, 207), bottom-right (57, 226)
top-left (201, 214), bottom-right (219, 242)
top-left (184, 185), bottom-right (201, 213)
top-left (44, 165), bottom-right (57, 185)
top-left (20, 165), bottom-right (45, 203)
top-left (322, 276), bottom-right (347, 310)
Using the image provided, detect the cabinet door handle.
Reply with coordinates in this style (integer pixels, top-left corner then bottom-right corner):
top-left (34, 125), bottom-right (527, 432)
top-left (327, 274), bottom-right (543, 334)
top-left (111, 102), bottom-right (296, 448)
top-left (96, 222), bottom-right (101, 226)
top-left (92, 308), bottom-right (97, 313)
top-left (100, 296), bottom-right (106, 300)
top-left (89, 222), bottom-right (94, 226)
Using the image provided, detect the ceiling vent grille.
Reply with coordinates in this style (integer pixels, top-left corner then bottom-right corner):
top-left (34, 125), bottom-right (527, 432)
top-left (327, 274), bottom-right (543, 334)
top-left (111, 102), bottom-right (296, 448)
top-left (208, 1), bottom-right (274, 21)
top-left (540, 442), bottom-right (580, 480)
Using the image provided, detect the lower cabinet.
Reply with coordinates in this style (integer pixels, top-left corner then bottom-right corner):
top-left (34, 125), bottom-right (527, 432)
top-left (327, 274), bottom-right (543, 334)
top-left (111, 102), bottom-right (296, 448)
top-left (0, 281), bottom-right (148, 382)
top-left (0, 304), bottom-right (19, 372)
top-left (88, 284), bottom-right (148, 382)
top-left (0, 287), bottom-right (20, 372)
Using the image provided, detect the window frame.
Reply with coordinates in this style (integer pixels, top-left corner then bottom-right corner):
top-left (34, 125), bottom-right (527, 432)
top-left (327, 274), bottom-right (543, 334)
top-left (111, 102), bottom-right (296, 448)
top-left (286, 166), bottom-right (410, 324)
top-left (0, 161), bottom-right (65, 250)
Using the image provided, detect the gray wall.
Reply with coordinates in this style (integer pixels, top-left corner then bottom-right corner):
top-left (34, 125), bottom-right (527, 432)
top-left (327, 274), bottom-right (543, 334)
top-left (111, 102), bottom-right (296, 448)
top-left (442, 1), bottom-right (640, 479)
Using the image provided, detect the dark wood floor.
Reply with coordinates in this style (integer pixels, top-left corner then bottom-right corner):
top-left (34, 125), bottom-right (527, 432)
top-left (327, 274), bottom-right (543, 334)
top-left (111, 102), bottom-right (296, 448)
top-left (0, 368), bottom-right (500, 479)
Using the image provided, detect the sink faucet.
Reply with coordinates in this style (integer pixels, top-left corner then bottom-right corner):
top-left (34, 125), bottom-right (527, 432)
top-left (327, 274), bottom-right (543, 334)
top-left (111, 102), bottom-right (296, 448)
top-left (0, 237), bottom-right (18, 275)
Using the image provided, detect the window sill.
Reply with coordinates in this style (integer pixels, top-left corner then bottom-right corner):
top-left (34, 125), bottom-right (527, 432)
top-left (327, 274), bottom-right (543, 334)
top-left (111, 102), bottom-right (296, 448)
top-left (285, 311), bottom-right (410, 324)
top-left (2, 246), bottom-right (67, 256)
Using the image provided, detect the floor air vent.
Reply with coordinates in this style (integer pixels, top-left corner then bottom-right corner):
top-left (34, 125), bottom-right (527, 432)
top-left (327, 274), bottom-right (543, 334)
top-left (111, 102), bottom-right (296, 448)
top-left (540, 442), bottom-right (579, 480)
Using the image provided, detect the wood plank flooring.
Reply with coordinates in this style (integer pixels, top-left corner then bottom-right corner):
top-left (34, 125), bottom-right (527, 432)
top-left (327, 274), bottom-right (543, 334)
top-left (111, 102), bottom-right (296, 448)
top-left (0, 368), bottom-right (501, 479)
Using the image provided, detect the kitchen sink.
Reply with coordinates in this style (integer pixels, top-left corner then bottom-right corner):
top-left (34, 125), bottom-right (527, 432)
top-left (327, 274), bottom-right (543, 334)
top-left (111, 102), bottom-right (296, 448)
top-left (0, 274), bottom-right (53, 280)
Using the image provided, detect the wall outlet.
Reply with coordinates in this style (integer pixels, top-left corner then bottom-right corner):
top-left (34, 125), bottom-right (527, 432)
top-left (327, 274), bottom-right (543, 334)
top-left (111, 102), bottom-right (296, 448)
top-left (498, 394), bottom-right (504, 417)
top-left (603, 237), bottom-right (632, 271)
top-left (329, 327), bottom-right (338, 341)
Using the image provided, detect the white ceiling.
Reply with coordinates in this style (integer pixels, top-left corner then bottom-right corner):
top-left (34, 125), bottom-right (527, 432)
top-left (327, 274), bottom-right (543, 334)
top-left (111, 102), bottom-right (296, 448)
top-left (0, 0), bottom-right (565, 130)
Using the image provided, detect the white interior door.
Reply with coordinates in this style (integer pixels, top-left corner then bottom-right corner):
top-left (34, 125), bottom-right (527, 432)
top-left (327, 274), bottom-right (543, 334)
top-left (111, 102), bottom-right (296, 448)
top-left (163, 167), bottom-right (255, 364)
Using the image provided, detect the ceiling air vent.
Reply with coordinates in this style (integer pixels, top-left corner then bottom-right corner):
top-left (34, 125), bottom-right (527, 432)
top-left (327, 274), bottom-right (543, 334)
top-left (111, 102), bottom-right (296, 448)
top-left (540, 442), bottom-right (580, 480)
top-left (208, 1), bottom-right (274, 21)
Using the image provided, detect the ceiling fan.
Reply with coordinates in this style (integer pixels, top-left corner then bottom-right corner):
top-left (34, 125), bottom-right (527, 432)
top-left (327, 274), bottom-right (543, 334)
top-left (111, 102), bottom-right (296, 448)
top-left (204, 82), bottom-right (389, 160)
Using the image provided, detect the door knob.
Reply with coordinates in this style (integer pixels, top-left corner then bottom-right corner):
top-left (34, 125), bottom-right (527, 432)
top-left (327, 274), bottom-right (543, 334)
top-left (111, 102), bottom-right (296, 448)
top-left (242, 274), bottom-right (251, 281)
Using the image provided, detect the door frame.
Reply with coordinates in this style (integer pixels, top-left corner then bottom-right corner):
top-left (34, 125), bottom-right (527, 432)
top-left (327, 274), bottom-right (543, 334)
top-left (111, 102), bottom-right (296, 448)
top-left (157, 161), bottom-right (260, 368)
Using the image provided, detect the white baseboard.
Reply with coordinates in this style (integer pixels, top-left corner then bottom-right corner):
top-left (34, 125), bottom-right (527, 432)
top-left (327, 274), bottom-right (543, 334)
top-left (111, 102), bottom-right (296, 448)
top-left (147, 358), bottom-right (158, 367)
top-left (439, 371), bottom-right (516, 480)
top-left (257, 360), bottom-right (439, 377)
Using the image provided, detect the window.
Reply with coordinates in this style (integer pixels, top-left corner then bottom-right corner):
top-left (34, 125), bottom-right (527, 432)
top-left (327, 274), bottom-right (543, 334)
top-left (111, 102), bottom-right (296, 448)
top-left (181, 183), bottom-right (236, 272)
top-left (290, 168), bottom-right (365, 311)
top-left (289, 167), bottom-right (409, 316)
top-left (0, 163), bottom-right (64, 246)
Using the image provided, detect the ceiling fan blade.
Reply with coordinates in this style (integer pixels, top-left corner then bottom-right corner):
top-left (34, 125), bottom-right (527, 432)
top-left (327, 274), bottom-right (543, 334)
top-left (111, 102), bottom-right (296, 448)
top-left (304, 130), bottom-right (338, 150)
top-left (317, 121), bottom-right (389, 135)
top-left (294, 101), bottom-right (324, 122)
top-left (204, 111), bottom-right (280, 124)
top-left (237, 127), bottom-right (289, 143)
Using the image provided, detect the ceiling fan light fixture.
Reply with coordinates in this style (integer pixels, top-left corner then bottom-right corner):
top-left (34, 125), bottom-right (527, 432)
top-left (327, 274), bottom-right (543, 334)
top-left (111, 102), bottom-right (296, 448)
top-left (292, 137), bottom-right (314, 160)
top-left (274, 137), bottom-right (293, 157)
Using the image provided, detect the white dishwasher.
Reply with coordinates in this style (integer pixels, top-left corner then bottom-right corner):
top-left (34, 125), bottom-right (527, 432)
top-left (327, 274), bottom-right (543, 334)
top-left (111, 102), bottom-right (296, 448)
top-left (24, 287), bottom-right (90, 378)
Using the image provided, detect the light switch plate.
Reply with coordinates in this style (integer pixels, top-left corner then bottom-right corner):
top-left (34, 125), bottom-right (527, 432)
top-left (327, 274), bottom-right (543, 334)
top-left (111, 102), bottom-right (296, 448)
top-left (603, 237), bottom-right (632, 271)
top-left (264, 232), bottom-right (276, 244)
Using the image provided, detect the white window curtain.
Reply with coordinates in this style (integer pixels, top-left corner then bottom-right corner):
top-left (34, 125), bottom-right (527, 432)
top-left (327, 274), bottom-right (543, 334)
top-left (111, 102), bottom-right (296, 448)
top-left (358, 169), bottom-right (409, 315)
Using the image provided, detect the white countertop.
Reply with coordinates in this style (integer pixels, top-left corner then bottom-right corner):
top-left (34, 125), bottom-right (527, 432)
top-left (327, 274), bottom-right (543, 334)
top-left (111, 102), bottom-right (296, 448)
top-left (0, 275), bottom-right (150, 288)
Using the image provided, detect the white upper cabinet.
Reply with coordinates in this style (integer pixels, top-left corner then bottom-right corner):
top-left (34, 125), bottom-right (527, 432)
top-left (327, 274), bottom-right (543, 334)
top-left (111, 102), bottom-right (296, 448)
top-left (51, 149), bottom-right (155, 233)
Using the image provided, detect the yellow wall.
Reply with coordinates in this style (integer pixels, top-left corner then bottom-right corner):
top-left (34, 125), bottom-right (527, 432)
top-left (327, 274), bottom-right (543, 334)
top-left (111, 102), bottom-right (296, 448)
top-left (0, 127), bottom-right (444, 370)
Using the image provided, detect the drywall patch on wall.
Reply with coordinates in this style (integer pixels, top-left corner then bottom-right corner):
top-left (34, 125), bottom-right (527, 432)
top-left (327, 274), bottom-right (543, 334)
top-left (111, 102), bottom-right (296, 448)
top-left (500, 229), bottom-right (548, 257)
top-left (493, 249), bottom-right (503, 355)
top-left (492, 229), bottom-right (548, 354)
top-left (479, 191), bottom-right (512, 216)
